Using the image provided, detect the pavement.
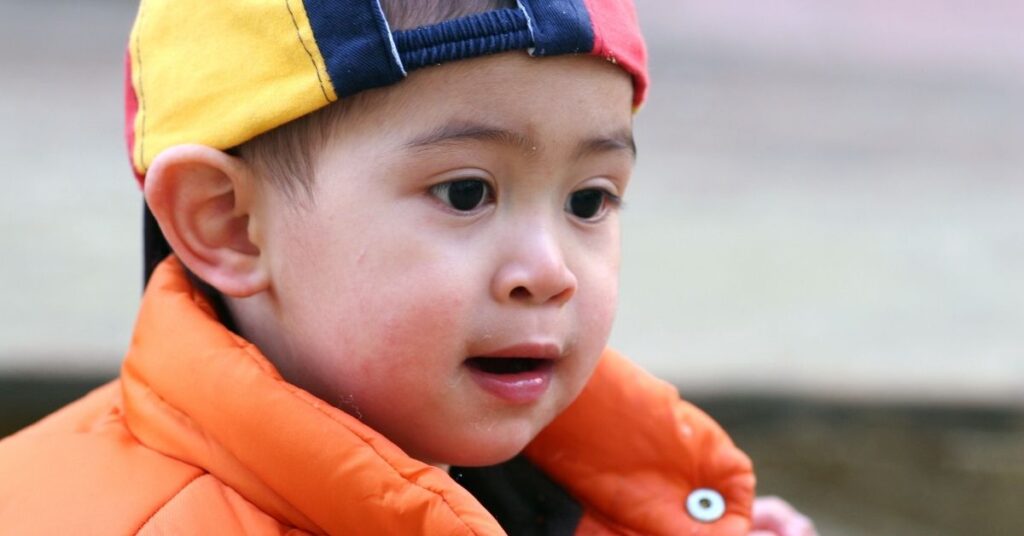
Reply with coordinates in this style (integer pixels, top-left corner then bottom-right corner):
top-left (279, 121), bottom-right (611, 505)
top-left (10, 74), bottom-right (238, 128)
top-left (2, 0), bottom-right (1023, 404)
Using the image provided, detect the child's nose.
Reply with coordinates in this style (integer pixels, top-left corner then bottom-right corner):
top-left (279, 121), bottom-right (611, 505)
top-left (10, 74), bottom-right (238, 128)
top-left (491, 228), bottom-right (577, 306)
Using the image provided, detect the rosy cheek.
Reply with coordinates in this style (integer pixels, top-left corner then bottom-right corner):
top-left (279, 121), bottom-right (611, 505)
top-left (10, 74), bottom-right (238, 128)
top-left (381, 301), bottom-right (458, 349)
top-left (362, 284), bottom-right (467, 368)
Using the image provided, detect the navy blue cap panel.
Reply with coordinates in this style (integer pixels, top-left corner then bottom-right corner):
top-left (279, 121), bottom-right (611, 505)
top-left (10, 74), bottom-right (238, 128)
top-left (393, 9), bottom-right (533, 71)
top-left (517, 0), bottom-right (595, 56)
top-left (302, 0), bottom-right (405, 97)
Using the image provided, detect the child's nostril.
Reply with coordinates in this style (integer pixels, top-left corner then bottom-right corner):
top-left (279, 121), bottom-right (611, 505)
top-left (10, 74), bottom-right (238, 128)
top-left (510, 286), bottom-right (531, 300)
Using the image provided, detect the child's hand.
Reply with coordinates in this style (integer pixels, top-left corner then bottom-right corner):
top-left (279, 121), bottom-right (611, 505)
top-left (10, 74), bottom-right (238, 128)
top-left (750, 496), bottom-right (817, 536)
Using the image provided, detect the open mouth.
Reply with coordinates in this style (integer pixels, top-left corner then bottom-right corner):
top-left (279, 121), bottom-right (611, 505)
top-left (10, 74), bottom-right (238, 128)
top-left (464, 357), bottom-right (552, 375)
top-left (463, 353), bottom-right (557, 403)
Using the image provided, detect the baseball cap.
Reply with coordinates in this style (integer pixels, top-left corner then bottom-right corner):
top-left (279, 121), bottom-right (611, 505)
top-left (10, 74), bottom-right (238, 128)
top-left (125, 0), bottom-right (648, 182)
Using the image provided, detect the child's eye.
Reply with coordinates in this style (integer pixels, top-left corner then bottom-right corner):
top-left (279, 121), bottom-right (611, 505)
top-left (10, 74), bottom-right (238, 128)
top-left (429, 179), bottom-right (493, 212)
top-left (566, 188), bottom-right (621, 220)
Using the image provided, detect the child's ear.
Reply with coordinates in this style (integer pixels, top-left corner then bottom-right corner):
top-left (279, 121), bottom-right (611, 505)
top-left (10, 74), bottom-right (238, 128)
top-left (144, 144), bottom-right (269, 297)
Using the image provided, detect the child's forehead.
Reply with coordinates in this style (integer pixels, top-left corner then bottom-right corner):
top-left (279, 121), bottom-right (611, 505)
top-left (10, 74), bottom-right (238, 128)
top-left (348, 53), bottom-right (633, 124)
top-left (324, 53), bottom-right (636, 155)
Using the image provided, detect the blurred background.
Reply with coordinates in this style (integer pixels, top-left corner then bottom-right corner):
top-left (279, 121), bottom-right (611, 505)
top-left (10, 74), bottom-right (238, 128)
top-left (2, 0), bottom-right (1022, 533)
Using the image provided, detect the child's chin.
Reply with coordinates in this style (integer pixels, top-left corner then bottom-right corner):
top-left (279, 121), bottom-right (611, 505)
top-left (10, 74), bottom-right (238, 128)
top-left (416, 424), bottom-right (541, 468)
top-left (450, 445), bottom-right (529, 468)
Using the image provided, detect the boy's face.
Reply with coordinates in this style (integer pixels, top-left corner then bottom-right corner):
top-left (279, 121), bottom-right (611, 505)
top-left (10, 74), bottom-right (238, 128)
top-left (247, 52), bottom-right (635, 466)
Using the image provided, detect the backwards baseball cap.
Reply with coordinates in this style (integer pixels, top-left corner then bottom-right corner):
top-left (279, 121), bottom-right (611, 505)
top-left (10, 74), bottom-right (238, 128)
top-left (124, 0), bottom-right (648, 183)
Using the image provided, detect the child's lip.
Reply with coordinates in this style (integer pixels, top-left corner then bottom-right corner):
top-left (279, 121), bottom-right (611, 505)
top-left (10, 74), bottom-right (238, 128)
top-left (474, 341), bottom-right (563, 360)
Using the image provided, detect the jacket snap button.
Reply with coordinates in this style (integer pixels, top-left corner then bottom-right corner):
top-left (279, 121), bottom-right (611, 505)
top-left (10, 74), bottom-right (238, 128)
top-left (686, 488), bottom-right (725, 523)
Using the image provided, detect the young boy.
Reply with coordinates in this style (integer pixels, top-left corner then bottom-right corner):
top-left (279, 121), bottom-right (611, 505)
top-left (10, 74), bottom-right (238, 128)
top-left (0, 1), bottom-right (812, 534)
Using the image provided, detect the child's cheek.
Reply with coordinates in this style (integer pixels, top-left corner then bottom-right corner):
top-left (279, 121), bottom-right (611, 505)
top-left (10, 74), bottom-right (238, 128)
top-left (378, 291), bottom-right (466, 353)
top-left (343, 260), bottom-right (471, 366)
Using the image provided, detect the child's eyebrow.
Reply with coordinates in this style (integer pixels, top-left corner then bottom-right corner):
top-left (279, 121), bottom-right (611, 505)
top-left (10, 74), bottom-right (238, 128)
top-left (405, 121), bottom-right (534, 152)
top-left (404, 121), bottom-right (635, 160)
top-left (574, 129), bottom-right (636, 161)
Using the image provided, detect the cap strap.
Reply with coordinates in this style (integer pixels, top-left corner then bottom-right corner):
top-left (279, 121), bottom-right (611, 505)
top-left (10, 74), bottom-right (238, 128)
top-left (393, 9), bottom-right (532, 71)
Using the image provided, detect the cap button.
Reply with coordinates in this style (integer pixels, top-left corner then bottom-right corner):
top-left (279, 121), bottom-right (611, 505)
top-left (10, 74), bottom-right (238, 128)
top-left (686, 488), bottom-right (726, 523)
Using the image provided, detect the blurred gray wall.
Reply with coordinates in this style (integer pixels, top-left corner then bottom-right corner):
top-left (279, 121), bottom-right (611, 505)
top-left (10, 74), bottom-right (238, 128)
top-left (1, 0), bottom-right (1022, 403)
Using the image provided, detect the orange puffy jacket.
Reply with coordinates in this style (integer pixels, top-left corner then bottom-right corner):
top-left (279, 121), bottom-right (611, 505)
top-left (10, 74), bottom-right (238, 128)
top-left (0, 258), bottom-right (754, 534)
